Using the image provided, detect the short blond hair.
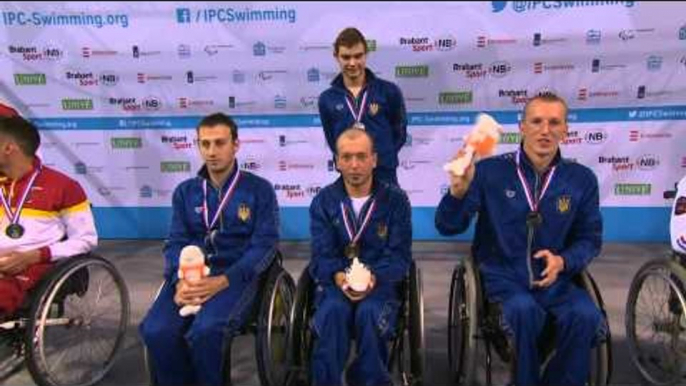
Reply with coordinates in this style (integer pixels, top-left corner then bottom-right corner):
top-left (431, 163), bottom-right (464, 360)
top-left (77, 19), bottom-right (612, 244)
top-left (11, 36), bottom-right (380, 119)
top-left (522, 92), bottom-right (569, 123)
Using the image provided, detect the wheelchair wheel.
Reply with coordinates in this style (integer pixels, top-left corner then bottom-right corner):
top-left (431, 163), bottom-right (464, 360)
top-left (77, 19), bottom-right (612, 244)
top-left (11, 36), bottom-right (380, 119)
top-left (24, 255), bottom-right (130, 386)
top-left (578, 271), bottom-right (612, 386)
top-left (474, 306), bottom-right (515, 386)
top-left (448, 258), bottom-right (479, 384)
top-left (256, 263), bottom-right (295, 386)
top-left (626, 258), bottom-right (686, 386)
top-left (398, 261), bottom-right (425, 386)
top-left (285, 266), bottom-right (315, 386)
top-left (408, 261), bottom-right (425, 385)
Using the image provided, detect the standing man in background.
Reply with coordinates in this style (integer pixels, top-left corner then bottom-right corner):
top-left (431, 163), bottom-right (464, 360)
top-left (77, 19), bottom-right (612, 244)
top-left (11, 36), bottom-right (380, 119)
top-left (319, 27), bottom-right (408, 186)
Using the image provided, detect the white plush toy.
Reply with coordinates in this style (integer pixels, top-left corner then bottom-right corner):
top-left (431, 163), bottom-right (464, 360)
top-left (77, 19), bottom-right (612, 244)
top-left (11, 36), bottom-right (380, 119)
top-left (178, 245), bottom-right (210, 317)
top-left (346, 257), bottom-right (372, 293)
top-left (670, 175), bottom-right (686, 254)
top-left (443, 113), bottom-right (502, 176)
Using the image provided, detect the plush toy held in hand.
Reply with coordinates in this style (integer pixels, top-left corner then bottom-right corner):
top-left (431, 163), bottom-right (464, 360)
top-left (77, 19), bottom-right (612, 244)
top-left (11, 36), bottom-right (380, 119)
top-left (443, 113), bottom-right (502, 176)
top-left (670, 175), bottom-right (686, 254)
top-left (178, 245), bottom-right (210, 317)
top-left (346, 257), bottom-right (372, 294)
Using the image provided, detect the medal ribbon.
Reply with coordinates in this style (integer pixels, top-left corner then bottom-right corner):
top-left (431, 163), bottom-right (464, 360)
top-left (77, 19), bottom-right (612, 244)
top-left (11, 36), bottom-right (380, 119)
top-left (340, 199), bottom-right (376, 245)
top-left (0, 168), bottom-right (40, 227)
top-left (203, 170), bottom-right (241, 231)
top-left (345, 90), bottom-right (368, 126)
top-left (515, 150), bottom-right (556, 213)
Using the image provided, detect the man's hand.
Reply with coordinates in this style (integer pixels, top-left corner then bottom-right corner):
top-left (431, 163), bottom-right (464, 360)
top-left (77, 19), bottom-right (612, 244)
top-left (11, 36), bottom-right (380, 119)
top-left (532, 250), bottom-right (565, 288)
top-left (174, 275), bottom-right (229, 306)
top-left (334, 271), bottom-right (348, 290)
top-left (0, 250), bottom-right (41, 276)
top-left (448, 150), bottom-right (475, 199)
top-left (334, 271), bottom-right (375, 303)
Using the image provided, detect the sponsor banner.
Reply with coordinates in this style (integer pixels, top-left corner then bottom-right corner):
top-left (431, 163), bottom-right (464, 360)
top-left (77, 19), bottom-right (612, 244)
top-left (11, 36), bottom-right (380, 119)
top-left (3, 1), bottom-right (685, 241)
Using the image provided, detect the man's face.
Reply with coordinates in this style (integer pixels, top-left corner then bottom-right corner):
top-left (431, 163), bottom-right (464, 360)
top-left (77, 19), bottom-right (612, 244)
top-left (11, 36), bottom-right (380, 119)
top-left (335, 43), bottom-right (367, 81)
top-left (520, 100), bottom-right (568, 160)
top-left (336, 134), bottom-right (377, 189)
top-left (197, 124), bottom-right (239, 175)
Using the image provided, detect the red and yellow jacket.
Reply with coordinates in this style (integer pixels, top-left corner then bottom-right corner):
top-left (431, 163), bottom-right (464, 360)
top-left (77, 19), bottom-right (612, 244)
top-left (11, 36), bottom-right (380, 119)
top-left (0, 158), bottom-right (97, 261)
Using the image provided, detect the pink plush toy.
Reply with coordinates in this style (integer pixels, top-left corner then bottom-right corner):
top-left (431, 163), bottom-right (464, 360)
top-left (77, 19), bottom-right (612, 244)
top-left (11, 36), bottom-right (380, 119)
top-left (346, 257), bottom-right (372, 293)
top-left (443, 113), bottom-right (502, 176)
top-left (671, 176), bottom-right (686, 254)
top-left (178, 245), bottom-right (210, 317)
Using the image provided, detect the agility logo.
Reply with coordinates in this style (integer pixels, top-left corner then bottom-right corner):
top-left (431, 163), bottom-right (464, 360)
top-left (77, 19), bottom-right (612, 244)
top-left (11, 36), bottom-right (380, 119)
top-left (160, 161), bottom-right (191, 173)
top-left (500, 132), bottom-right (521, 144)
top-left (14, 73), bottom-right (46, 85)
top-left (111, 137), bottom-right (142, 149)
top-left (614, 183), bottom-right (651, 196)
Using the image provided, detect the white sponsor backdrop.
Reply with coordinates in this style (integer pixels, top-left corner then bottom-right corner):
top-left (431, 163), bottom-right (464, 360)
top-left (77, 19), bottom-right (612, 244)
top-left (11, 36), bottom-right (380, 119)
top-left (1, 1), bottom-right (685, 239)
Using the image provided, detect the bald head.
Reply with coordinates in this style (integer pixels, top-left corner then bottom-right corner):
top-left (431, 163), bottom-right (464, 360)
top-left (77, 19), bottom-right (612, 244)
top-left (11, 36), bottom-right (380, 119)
top-left (335, 128), bottom-right (377, 192)
top-left (335, 128), bottom-right (375, 155)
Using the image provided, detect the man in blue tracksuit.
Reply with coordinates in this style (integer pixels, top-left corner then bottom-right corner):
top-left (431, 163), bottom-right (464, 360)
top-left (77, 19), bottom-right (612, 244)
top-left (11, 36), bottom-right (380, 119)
top-left (435, 93), bottom-right (606, 386)
top-left (319, 27), bottom-right (407, 186)
top-left (140, 113), bottom-right (279, 386)
top-left (309, 128), bottom-right (412, 386)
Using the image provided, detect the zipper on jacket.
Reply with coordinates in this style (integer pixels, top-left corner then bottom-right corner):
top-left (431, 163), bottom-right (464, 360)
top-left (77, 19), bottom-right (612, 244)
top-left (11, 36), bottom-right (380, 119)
top-left (212, 185), bottom-right (223, 259)
top-left (527, 172), bottom-right (541, 288)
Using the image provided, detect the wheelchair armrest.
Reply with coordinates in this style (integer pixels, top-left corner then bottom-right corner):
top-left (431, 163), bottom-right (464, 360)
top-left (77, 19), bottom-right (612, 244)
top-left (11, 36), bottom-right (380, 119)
top-left (571, 270), bottom-right (605, 310)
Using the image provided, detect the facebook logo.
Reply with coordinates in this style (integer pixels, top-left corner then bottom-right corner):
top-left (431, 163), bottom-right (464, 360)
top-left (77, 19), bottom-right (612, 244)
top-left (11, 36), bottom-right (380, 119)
top-left (176, 8), bottom-right (191, 23)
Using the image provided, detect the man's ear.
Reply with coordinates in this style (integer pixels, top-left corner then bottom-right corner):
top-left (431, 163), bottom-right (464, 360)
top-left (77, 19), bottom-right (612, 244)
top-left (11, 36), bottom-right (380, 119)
top-left (1, 140), bottom-right (15, 156)
top-left (560, 123), bottom-right (569, 142)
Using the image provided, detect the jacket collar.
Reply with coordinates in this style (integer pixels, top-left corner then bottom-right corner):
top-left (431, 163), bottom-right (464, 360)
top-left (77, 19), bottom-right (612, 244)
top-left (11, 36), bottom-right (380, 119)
top-left (197, 161), bottom-right (239, 191)
top-left (517, 143), bottom-right (563, 175)
top-left (331, 68), bottom-right (378, 91)
top-left (332, 174), bottom-right (388, 203)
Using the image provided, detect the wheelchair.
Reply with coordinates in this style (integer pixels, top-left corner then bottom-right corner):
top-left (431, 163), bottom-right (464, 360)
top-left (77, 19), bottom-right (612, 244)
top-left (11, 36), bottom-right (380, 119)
top-left (286, 260), bottom-right (424, 386)
top-left (144, 251), bottom-right (295, 386)
top-left (625, 177), bottom-right (686, 385)
top-left (448, 254), bottom-right (612, 386)
top-left (0, 253), bottom-right (130, 386)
